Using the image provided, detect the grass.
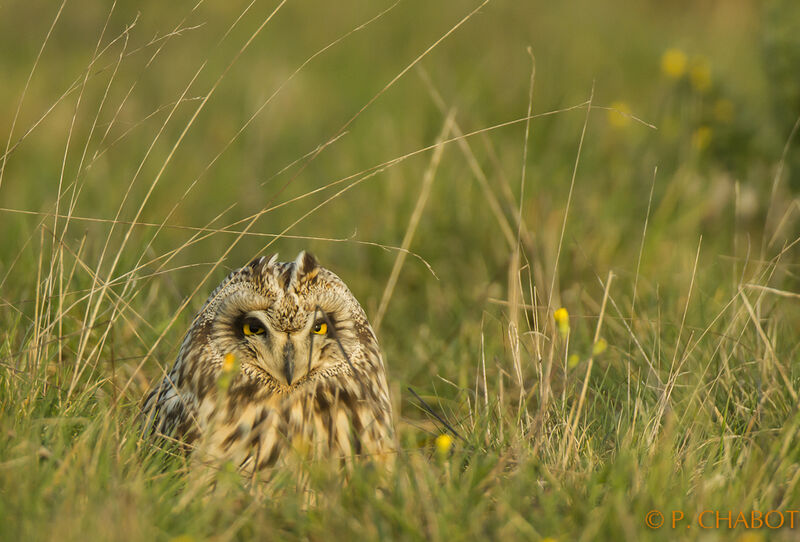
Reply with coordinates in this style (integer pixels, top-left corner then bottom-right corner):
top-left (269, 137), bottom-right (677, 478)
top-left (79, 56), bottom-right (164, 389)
top-left (1, 0), bottom-right (799, 540)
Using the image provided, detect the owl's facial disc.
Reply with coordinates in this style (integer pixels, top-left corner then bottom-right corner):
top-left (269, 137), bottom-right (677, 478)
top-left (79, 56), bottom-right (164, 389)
top-left (281, 312), bottom-right (334, 386)
top-left (237, 308), bottom-right (336, 387)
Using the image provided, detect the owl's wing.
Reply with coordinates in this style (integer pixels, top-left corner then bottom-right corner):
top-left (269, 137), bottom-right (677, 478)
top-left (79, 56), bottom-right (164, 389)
top-left (140, 367), bottom-right (197, 443)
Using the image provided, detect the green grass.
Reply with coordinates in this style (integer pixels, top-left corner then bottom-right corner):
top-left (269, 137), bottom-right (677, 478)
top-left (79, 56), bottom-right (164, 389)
top-left (1, 0), bottom-right (799, 540)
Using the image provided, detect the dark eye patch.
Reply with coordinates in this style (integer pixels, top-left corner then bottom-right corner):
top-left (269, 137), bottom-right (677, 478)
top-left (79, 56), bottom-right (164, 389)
top-left (238, 315), bottom-right (267, 338)
top-left (312, 310), bottom-right (337, 338)
top-left (311, 304), bottom-right (353, 372)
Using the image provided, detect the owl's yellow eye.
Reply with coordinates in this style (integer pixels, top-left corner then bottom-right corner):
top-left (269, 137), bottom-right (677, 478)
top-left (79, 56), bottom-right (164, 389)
top-left (312, 321), bottom-right (327, 335)
top-left (243, 321), bottom-right (265, 336)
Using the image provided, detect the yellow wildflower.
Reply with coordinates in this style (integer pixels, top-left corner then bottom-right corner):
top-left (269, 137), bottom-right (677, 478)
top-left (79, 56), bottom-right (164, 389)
top-left (568, 354), bottom-right (580, 368)
top-left (554, 307), bottom-right (570, 337)
top-left (435, 434), bottom-right (453, 456)
top-left (661, 48), bottom-right (687, 79)
top-left (222, 352), bottom-right (237, 372)
top-left (692, 126), bottom-right (712, 151)
top-left (713, 98), bottom-right (734, 124)
top-left (689, 56), bottom-right (712, 93)
top-left (217, 353), bottom-right (239, 392)
top-left (592, 338), bottom-right (608, 356)
top-left (607, 101), bottom-right (632, 129)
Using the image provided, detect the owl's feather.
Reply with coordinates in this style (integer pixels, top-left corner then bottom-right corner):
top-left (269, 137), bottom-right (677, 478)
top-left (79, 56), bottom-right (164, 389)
top-left (141, 252), bottom-right (395, 471)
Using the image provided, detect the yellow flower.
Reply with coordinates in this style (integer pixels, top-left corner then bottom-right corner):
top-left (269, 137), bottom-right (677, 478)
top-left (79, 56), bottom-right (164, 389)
top-left (661, 48), bottom-right (687, 79)
top-left (713, 98), bottom-right (734, 124)
top-left (692, 125), bottom-right (712, 151)
top-left (435, 434), bottom-right (453, 456)
top-left (568, 354), bottom-right (580, 368)
top-left (217, 353), bottom-right (239, 392)
top-left (592, 338), bottom-right (608, 356)
top-left (607, 101), bottom-right (632, 129)
top-left (689, 56), bottom-right (712, 93)
top-left (222, 352), bottom-right (237, 372)
top-left (554, 307), bottom-right (570, 336)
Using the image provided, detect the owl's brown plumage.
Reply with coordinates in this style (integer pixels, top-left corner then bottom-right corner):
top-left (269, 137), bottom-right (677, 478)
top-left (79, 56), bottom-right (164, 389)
top-left (141, 252), bottom-right (395, 472)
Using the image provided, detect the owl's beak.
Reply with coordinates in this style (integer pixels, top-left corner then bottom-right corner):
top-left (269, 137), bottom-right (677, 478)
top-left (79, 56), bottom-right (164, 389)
top-left (282, 341), bottom-right (295, 385)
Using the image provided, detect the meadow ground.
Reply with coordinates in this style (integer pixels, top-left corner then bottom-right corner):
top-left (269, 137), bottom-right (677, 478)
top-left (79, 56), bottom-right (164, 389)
top-left (1, 1), bottom-right (799, 540)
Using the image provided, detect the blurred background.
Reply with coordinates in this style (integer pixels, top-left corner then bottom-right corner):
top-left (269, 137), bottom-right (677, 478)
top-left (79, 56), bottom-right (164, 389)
top-left (0, 0), bottom-right (798, 422)
top-left (3, 1), bottom-right (800, 539)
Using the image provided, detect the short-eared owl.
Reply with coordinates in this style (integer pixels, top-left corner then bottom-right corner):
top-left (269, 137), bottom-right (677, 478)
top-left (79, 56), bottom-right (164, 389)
top-left (141, 252), bottom-right (395, 471)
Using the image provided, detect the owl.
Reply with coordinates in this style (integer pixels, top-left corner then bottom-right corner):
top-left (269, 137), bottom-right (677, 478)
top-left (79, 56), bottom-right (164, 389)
top-left (141, 252), bottom-right (395, 472)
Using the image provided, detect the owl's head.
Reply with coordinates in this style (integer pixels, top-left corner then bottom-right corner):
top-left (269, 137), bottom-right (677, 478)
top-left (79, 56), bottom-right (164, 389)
top-left (190, 251), bottom-right (380, 389)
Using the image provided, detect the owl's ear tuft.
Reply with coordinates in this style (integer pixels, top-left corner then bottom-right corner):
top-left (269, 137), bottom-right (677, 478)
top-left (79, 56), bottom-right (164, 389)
top-left (248, 256), bottom-right (266, 268)
top-left (295, 251), bottom-right (319, 281)
top-left (267, 253), bottom-right (280, 267)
